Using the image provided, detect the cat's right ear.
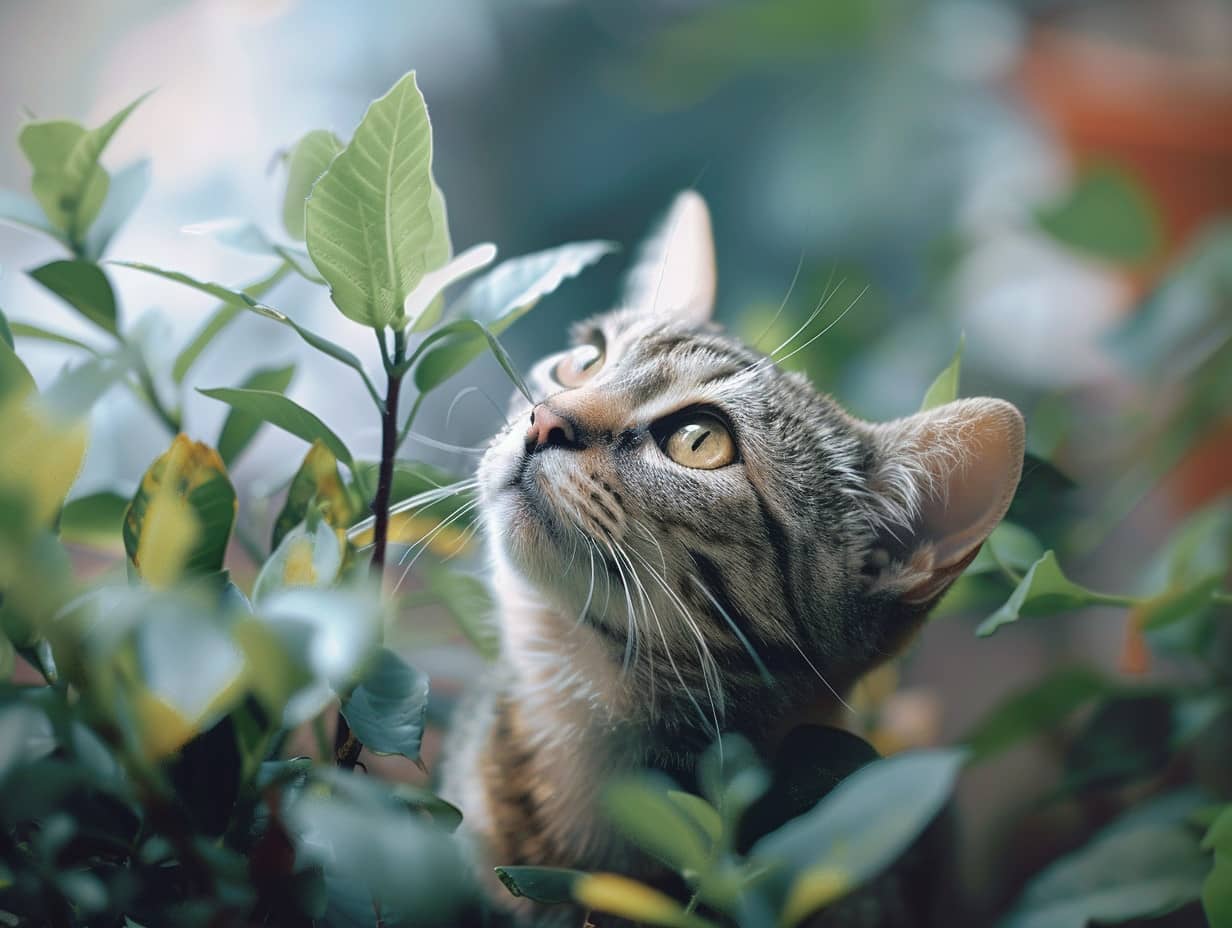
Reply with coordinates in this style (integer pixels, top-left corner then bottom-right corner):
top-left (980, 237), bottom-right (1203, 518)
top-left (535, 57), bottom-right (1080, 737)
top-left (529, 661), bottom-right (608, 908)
top-left (858, 398), bottom-right (1026, 607)
top-left (622, 190), bottom-right (717, 325)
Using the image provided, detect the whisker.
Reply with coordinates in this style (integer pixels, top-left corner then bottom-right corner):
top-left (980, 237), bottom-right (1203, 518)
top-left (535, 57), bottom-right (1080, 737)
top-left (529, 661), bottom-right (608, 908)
top-left (687, 575), bottom-right (774, 687)
top-left (773, 283), bottom-right (869, 368)
top-left (752, 252), bottom-right (807, 352)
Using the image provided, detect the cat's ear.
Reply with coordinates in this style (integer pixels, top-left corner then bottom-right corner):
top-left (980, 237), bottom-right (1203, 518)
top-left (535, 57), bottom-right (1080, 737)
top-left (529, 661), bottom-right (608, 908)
top-left (860, 398), bottom-right (1025, 606)
top-left (622, 190), bottom-right (716, 325)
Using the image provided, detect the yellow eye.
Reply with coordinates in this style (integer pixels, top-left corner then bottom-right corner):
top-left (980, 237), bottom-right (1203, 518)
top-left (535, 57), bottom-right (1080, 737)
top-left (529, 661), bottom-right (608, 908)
top-left (553, 343), bottom-right (604, 387)
top-left (664, 416), bottom-right (736, 469)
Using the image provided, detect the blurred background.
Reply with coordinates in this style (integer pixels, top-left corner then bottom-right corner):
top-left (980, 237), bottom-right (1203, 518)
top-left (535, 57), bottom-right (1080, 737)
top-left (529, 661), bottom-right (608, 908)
top-left (2, 0), bottom-right (1230, 919)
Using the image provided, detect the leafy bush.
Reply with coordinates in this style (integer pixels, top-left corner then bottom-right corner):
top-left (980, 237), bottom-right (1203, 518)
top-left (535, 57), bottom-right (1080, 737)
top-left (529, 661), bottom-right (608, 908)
top-left (1, 72), bottom-right (1229, 928)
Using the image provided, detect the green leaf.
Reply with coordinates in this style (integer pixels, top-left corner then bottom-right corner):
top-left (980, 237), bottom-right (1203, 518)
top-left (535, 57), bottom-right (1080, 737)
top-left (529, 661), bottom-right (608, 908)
top-left (20, 93), bottom-right (149, 246)
top-left (1137, 575), bottom-right (1224, 631)
top-left (602, 777), bottom-right (713, 872)
top-left (282, 129), bottom-right (343, 241)
top-left (339, 647), bottom-right (430, 760)
top-left (252, 518), bottom-right (343, 604)
top-left (419, 564), bottom-right (498, 659)
top-left (966, 521), bottom-right (1046, 577)
top-left (1203, 806), bottom-right (1232, 854)
top-left (197, 387), bottom-right (354, 467)
top-left (698, 734), bottom-right (771, 837)
top-left (116, 262), bottom-right (381, 404)
top-left (960, 667), bottom-right (1117, 763)
top-left (412, 317), bottom-right (534, 401)
top-left (0, 187), bottom-right (66, 244)
top-left (122, 435), bottom-right (237, 586)
top-left (920, 333), bottom-right (963, 411)
top-left (667, 791), bottom-right (724, 848)
top-left (751, 749), bottom-right (964, 917)
top-left (1035, 162), bottom-right (1162, 264)
top-left (171, 263), bottom-right (291, 383)
top-left (29, 260), bottom-right (119, 335)
top-left (0, 336), bottom-right (35, 400)
top-left (216, 364), bottom-right (296, 465)
top-left (305, 71), bottom-right (436, 328)
top-left (0, 308), bottom-right (12, 349)
top-left (494, 866), bottom-right (585, 904)
top-left (40, 355), bottom-right (128, 420)
top-left (1204, 854), bottom-right (1232, 928)
top-left (9, 321), bottom-right (100, 354)
top-left (183, 218), bottom-right (323, 282)
top-left (999, 823), bottom-right (1207, 928)
top-left (409, 180), bottom-right (454, 332)
top-left (401, 242), bottom-right (497, 329)
top-left (976, 551), bottom-right (1126, 637)
top-left (59, 490), bottom-right (130, 548)
top-left (83, 158), bottom-right (150, 260)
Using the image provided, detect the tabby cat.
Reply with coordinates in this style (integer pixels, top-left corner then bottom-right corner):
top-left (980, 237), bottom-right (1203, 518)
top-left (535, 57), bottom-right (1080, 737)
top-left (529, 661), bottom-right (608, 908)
top-left (440, 191), bottom-right (1024, 926)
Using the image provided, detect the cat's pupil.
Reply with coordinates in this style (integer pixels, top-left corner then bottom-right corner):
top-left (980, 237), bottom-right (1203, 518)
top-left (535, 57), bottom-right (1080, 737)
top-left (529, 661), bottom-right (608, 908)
top-left (691, 430), bottom-right (711, 452)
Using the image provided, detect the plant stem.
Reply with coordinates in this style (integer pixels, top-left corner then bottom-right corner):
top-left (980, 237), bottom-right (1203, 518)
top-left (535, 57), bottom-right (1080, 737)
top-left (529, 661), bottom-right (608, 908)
top-left (335, 327), bottom-right (407, 771)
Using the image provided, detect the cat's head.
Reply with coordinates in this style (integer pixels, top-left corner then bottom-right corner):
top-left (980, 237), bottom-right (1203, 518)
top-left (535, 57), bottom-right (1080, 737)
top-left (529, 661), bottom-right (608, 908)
top-left (479, 191), bottom-right (1024, 731)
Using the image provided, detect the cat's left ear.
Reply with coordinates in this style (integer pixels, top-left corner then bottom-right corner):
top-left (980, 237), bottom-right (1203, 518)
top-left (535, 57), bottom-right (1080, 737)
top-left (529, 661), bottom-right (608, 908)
top-left (622, 190), bottom-right (717, 325)
top-left (860, 398), bottom-right (1026, 606)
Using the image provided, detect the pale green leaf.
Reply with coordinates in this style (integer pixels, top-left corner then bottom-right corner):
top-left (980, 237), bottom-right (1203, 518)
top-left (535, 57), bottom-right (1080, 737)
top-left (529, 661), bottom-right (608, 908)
top-left (10, 321), bottom-right (102, 355)
top-left (339, 647), bottom-right (430, 760)
top-left (252, 518), bottom-right (343, 604)
top-left (305, 71), bottom-right (436, 328)
top-left (976, 551), bottom-right (1126, 637)
top-left (0, 187), bottom-right (66, 244)
top-left (83, 158), bottom-right (150, 260)
top-left (1035, 163), bottom-right (1162, 265)
top-left (282, 129), bottom-right (343, 241)
top-left (0, 337), bottom-right (35, 399)
top-left (920, 333), bottom-right (963, 411)
top-left (401, 242), bottom-right (497, 329)
top-left (197, 386), bottom-right (353, 467)
top-left (59, 490), bottom-right (130, 548)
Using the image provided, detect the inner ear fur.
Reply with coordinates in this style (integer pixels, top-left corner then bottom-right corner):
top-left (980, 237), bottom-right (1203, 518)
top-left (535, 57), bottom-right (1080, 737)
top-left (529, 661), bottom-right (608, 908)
top-left (860, 397), bottom-right (1026, 605)
top-left (621, 189), bottom-right (717, 326)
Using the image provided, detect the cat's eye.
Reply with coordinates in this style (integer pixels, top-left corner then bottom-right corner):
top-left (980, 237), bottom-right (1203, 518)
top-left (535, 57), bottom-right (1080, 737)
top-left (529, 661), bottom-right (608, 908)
top-left (662, 415), bottom-right (736, 470)
top-left (553, 342), bottom-right (605, 387)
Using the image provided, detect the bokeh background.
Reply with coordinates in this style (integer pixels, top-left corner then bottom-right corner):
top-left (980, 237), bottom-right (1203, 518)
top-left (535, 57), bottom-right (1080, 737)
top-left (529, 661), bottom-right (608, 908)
top-left (3, 0), bottom-right (1231, 919)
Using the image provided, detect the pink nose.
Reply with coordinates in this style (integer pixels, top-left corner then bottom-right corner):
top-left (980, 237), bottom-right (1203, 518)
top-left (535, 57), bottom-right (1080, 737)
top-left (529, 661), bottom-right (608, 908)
top-left (525, 403), bottom-right (577, 452)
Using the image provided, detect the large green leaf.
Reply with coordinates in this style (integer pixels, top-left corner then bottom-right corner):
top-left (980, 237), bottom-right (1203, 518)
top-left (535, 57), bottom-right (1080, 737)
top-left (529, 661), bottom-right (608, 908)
top-left (122, 435), bottom-right (236, 587)
top-left (1035, 162), bottom-right (1161, 265)
top-left (920, 333), bottom-right (963, 411)
top-left (282, 129), bottom-right (343, 241)
top-left (975, 551), bottom-right (1128, 637)
top-left (83, 158), bottom-right (150, 260)
top-left (273, 440), bottom-right (358, 551)
top-left (960, 667), bottom-right (1117, 763)
top-left (750, 749), bottom-right (964, 921)
top-left (305, 71), bottom-right (436, 328)
top-left (339, 647), bottom-right (429, 760)
top-left (28, 260), bottom-right (119, 336)
top-left (216, 363), bottom-right (296, 465)
top-left (19, 93), bottom-right (148, 247)
top-left (409, 180), bottom-right (455, 331)
top-left (418, 564), bottom-right (498, 659)
top-left (998, 823), bottom-right (1207, 928)
top-left (1204, 807), bottom-right (1232, 928)
top-left (198, 387), bottom-right (354, 467)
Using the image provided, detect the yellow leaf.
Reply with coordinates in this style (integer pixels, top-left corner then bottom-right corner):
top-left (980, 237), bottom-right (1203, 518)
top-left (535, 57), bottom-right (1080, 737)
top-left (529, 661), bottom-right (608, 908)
top-left (134, 490), bottom-right (201, 589)
top-left (351, 511), bottom-right (473, 556)
top-left (130, 688), bottom-right (198, 760)
top-left (573, 874), bottom-right (717, 928)
top-left (283, 534), bottom-right (318, 585)
top-left (779, 867), bottom-right (851, 928)
top-left (0, 395), bottom-right (88, 526)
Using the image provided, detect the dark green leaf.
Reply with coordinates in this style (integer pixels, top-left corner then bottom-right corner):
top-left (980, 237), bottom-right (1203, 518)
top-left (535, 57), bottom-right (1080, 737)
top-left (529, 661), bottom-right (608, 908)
top-left (698, 734), bottom-right (771, 838)
top-left (339, 647), bottom-right (430, 760)
top-left (961, 667), bottom-right (1116, 763)
top-left (9, 321), bottom-right (99, 354)
top-left (0, 308), bottom-right (12, 348)
top-left (216, 364), bottom-right (296, 465)
top-left (59, 490), bottom-right (129, 548)
top-left (1204, 853), bottom-right (1232, 928)
top-left (29, 259), bottom-right (119, 335)
top-left (282, 130), bottom-right (343, 241)
top-left (1035, 162), bottom-right (1162, 264)
top-left (198, 387), bottom-right (353, 466)
top-left (1138, 575), bottom-right (1223, 631)
top-left (494, 866), bottom-right (585, 904)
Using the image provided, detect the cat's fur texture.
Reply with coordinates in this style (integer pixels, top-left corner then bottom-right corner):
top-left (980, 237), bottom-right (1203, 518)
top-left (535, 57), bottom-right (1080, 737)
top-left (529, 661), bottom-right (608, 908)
top-left (440, 192), bottom-right (1024, 926)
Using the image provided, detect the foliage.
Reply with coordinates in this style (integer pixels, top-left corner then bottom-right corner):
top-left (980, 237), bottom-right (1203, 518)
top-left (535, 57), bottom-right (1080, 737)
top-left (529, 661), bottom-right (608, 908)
top-left (0, 63), bottom-right (1229, 928)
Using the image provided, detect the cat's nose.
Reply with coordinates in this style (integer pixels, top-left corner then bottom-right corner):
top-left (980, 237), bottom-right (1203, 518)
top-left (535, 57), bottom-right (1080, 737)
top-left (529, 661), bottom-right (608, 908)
top-left (525, 403), bottom-right (579, 453)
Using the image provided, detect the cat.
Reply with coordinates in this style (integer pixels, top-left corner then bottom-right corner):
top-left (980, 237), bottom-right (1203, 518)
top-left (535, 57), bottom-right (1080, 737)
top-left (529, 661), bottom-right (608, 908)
top-left (439, 191), bottom-right (1024, 927)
